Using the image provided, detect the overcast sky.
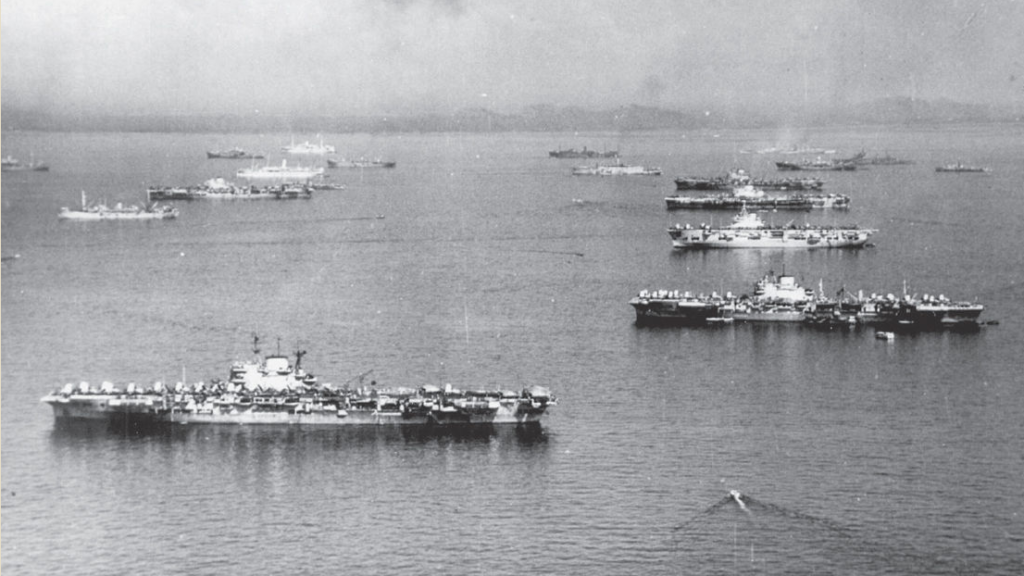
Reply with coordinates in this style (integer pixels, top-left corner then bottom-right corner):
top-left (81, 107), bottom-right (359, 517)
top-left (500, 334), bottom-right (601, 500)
top-left (3, 0), bottom-right (1022, 117)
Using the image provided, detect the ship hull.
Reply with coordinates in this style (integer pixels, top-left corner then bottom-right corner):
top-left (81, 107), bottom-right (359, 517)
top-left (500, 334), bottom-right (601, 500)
top-left (58, 210), bottom-right (178, 220)
top-left (43, 394), bottom-right (550, 428)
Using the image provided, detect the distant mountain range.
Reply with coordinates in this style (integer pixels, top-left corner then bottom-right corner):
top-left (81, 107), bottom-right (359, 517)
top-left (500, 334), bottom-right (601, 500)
top-left (2, 98), bottom-right (1018, 133)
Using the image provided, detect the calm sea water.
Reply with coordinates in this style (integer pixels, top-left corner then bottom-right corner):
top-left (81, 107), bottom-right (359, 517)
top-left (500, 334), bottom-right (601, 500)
top-left (3, 125), bottom-right (1023, 575)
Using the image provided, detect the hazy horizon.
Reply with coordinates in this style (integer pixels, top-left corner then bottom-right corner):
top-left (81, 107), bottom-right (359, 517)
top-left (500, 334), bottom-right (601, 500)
top-left (3, 0), bottom-right (1022, 119)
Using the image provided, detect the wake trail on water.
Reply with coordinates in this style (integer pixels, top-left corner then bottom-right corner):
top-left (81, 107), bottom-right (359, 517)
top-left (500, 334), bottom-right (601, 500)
top-left (672, 490), bottom-right (851, 537)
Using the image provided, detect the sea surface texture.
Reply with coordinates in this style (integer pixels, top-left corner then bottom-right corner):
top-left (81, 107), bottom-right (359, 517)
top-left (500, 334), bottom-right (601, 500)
top-left (3, 125), bottom-right (1023, 575)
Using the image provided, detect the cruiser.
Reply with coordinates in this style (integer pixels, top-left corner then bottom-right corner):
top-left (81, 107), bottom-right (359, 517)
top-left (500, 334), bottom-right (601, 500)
top-left (667, 207), bottom-right (875, 249)
top-left (41, 339), bottom-right (556, 428)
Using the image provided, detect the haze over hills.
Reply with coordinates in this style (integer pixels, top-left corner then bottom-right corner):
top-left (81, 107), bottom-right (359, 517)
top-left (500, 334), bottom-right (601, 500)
top-left (2, 98), bottom-right (1018, 134)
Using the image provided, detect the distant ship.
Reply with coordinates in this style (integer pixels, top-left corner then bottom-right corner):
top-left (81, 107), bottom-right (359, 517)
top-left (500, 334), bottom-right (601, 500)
top-left (776, 151), bottom-right (864, 171)
top-left (206, 148), bottom-right (265, 159)
top-left (327, 158), bottom-right (397, 169)
top-left (2, 155), bottom-right (49, 172)
top-left (59, 191), bottom-right (178, 221)
top-left (935, 162), bottom-right (987, 173)
top-left (572, 163), bottom-right (662, 176)
top-left (148, 178), bottom-right (313, 201)
top-left (41, 337), bottom-right (556, 428)
top-left (666, 185), bottom-right (850, 211)
top-left (855, 152), bottom-right (913, 166)
top-left (282, 137), bottom-right (336, 155)
top-left (667, 207), bottom-right (875, 249)
top-left (549, 147), bottom-right (619, 159)
top-left (236, 160), bottom-right (325, 181)
top-left (675, 172), bottom-right (823, 192)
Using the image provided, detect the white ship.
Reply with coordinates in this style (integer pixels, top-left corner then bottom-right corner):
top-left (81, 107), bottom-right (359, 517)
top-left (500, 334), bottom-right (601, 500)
top-left (236, 160), bottom-right (325, 181)
top-left (667, 207), bottom-right (874, 249)
top-left (282, 137), bottom-right (336, 155)
top-left (572, 163), bottom-right (662, 176)
top-left (58, 191), bottom-right (178, 221)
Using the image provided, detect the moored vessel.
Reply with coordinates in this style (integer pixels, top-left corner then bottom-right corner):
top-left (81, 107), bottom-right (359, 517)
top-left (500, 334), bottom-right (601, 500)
top-left (935, 162), bottom-right (986, 173)
top-left (206, 148), bottom-right (264, 159)
top-left (282, 137), bottom-right (336, 155)
top-left (327, 158), bottom-right (397, 169)
top-left (667, 207), bottom-right (875, 249)
top-left (674, 171), bottom-right (823, 192)
top-left (2, 155), bottom-right (49, 172)
top-left (549, 147), bottom-right (619, 159)
top-left (147, 178), bottom-right (313, 201)
top-left (59, 191), bottom-right (178, 220)
top-left (236, 160), bottom-right (325, 181)
top-left (629, 289), bottom-right (735, 326)
top-left (666, 185), bottom-right (849, 211)
top-left (41, 339), bottom-right (556, 428)
top-left (572, 162), bottom-right (661, 176)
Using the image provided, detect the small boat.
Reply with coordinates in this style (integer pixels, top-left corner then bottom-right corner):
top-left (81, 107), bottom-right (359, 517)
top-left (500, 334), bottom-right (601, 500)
top-left (327, 158), bottom-right (396, 169)
top-left (59, 191), bottom-right (178, 221)
top-left (935, 163), bottom-right (987, 173)
top-left (875, 331), bottom-right (895, 340)
top-left (572, 163), bottom-right (662, 176)
top-left (206, 148), bottom-right (265, 159)
top-left (2, 155), bottom-right (49, 172)
top-left (282, 137), bottom-right (335, 155)
top-left (236, 160), bottom-right (325, 181)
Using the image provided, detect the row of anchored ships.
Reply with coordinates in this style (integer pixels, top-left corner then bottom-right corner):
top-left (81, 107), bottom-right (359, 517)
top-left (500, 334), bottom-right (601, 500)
top-left (41, 337), bottom-right (556, 430)
top-left (630, 272), bottom-right (986, 331)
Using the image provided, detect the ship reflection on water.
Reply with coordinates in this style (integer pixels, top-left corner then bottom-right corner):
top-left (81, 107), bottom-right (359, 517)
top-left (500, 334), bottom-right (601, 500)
top-left (49, 418), bottom-right (550, 447)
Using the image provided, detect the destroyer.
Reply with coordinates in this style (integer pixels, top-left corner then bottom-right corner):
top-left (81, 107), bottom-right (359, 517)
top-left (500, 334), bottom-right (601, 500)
top-left (41, 339), bottom-right (556, 428)
top-left (667, 207), bottom-right (875, 249)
